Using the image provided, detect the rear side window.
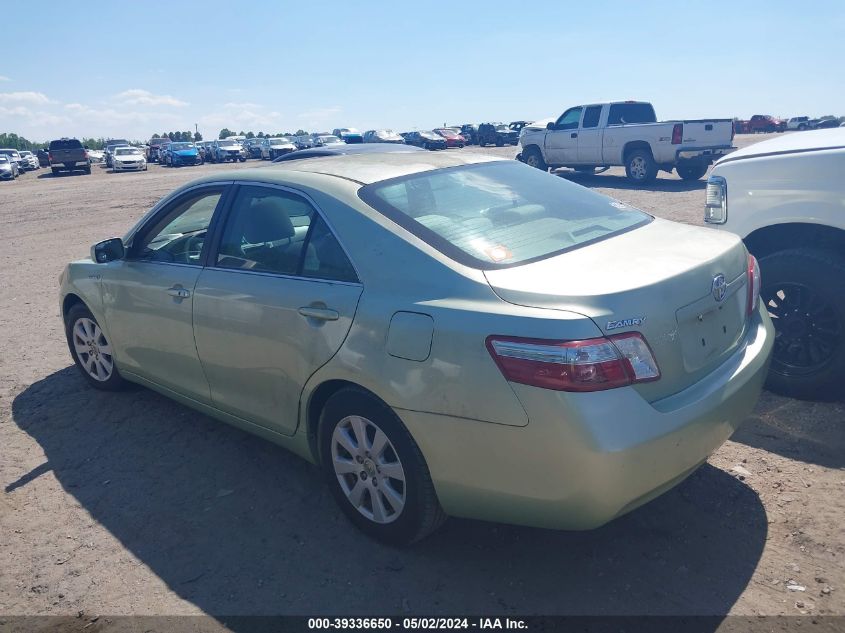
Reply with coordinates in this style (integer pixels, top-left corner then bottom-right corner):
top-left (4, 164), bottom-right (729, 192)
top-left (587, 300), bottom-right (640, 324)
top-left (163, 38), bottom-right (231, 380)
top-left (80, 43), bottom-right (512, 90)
top-left (607, 103), bottom-right (657, 125)
top-left (49, 139), bottom-right (83, 150)
top-left (215, 185), bottom-right (358, 282)
top-left (360, 161), bottom-right (649, 269)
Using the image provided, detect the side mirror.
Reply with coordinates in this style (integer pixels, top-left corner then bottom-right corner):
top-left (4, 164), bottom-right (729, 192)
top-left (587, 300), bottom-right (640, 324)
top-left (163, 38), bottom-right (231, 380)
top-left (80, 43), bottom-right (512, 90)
top-left (546, 122), bottom-right (555, 130)
top-left (91, 238), bottom-right (125, 264)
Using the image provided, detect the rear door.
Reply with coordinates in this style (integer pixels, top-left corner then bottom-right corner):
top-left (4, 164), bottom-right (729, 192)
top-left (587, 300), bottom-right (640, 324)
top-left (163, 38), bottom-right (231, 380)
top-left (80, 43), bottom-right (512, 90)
top-left (545, 106), bottom-right (582, 165)
top-left (192, 184), bottom-right (363, 436)
top-left (576, 105), bottom-right (604, 163)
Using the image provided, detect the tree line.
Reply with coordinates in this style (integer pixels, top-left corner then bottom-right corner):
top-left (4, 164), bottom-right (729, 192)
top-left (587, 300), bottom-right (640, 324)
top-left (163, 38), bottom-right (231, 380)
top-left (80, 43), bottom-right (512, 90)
top-left (217, 128), bottom-right (310, 139)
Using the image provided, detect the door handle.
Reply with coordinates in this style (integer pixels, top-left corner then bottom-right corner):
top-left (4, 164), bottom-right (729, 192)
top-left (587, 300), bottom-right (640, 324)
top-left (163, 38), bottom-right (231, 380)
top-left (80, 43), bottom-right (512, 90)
top-left (167, 286), bottom-right (191, 299)
top-left (571, 132), bottom-right (578, 138)
top-left (298, 306), bottom-right (339, 321)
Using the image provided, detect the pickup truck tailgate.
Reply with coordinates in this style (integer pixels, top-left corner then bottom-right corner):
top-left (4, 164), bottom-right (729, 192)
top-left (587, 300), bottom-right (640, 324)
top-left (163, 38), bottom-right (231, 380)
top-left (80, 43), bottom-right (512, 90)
top-left (676, 120), bottom-right (734, 152)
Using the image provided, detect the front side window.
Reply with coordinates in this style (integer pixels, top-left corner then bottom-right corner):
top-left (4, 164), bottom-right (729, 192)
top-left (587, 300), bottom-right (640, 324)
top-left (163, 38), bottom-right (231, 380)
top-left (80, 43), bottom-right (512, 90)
top-left (555, 108), bottom-right (582, 130)
top-left (134, 189), bottom-right (223, 265)
top-left (215, 186), bottom-right (358, 281)
top-left (360, 161), bottom-right (649, 269)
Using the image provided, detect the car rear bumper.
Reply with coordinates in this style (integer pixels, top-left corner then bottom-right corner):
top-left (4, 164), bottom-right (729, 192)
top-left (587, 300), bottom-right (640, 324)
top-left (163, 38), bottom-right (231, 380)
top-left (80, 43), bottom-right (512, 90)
top-left (676, 145), bottom-right (737, 163)
top-left (401, 303), bottom-right (773, 530)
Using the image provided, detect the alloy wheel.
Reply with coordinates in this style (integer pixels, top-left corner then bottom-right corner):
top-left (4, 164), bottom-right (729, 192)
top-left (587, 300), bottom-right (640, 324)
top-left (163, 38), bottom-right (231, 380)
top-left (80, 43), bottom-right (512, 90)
top-left (331, 415), bottom-right (406, 524)
top-left (72, 318), bottom-right (114, 382)
top-left (765, 282), bottom-right (840, 376)
top-left (629, 156), bottom-right (647, 180)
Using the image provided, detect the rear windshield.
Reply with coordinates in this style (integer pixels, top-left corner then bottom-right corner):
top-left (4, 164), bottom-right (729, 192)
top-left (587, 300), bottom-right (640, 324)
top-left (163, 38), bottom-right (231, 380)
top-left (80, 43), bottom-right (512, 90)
top-left (359, 161), bottom-right (650, 269)
top-left (49, 139), bottom-right (83, 150)
top-left (607, 103), bottom-right (657, 125)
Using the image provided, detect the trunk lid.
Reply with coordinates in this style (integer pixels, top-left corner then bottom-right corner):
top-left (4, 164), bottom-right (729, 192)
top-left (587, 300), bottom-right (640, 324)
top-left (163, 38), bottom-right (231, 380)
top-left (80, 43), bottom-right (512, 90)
top-left (483, 219), bottom-right (749, 402)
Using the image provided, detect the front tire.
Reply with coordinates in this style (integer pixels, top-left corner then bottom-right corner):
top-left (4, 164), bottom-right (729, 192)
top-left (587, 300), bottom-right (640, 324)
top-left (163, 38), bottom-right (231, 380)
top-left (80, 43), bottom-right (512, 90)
top-left (624, 149), bottom-right (657, 184)
top-left (65, 304), bottom-right (128, 391)
top-left (320, 387), bottom-right (446, 545)
top-left (759, 249), bottom-right (845, 400)
top-left (523, 147), bottom-right (548, 171)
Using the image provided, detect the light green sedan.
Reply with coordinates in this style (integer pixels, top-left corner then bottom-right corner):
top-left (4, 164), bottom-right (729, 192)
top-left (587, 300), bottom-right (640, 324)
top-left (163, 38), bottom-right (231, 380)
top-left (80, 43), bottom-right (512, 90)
top-left (59, 153), bottom-right (774, 544)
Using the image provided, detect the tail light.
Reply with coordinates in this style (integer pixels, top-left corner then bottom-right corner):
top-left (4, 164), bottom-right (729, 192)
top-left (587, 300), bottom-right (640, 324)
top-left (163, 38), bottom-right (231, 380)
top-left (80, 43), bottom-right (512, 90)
top-left (486, 332), bottom-right (660, 392)
top-left (48, 152), bottom-right (54, 161)
top-left (671, 123), bottom-right (683, 145)
top-left (747, 254), bottom-right (761, 316)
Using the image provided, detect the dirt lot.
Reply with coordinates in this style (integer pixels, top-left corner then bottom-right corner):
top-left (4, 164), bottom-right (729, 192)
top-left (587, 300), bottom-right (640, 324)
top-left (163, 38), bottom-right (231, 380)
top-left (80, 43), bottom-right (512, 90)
top-left (1, 135), bottom-right (843, 619)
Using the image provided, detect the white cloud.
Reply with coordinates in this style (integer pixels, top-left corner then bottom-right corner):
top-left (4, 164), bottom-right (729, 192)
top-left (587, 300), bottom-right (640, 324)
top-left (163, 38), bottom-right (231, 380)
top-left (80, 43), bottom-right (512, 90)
top-left (198, 102), bottom-right (286, 132)
top-left (0, 75), bottom-right (11, 82)
top-left (114, 89), bottom-right (188, 107)
top-left (297, 106), bottom-right (342, 126)
top-left (0, 91), bottom-right (52, 105)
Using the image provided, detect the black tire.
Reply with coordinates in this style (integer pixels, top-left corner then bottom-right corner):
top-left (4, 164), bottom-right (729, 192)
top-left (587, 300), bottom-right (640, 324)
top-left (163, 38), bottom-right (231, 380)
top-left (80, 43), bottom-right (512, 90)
top-left (51, 167), bottom-right (59, 176)
top-left (65, 304), bottom-right (128, 391)
top-left (624, 149), bottom-right (657, 184)
top-left (495, 137), bottom-right (503, 147)
top-left (758, 248), bottom-right (845, 400)
top-left (523, 146), bottom-right (548, 171)
top-left (676, 162), bottom-right (708, 181)
top-left (798, 124), bottom-right (807, 131)
top-left (319, 387), bottom-right (447, 545)
top-left (84, 165), bottom-right (91, 174)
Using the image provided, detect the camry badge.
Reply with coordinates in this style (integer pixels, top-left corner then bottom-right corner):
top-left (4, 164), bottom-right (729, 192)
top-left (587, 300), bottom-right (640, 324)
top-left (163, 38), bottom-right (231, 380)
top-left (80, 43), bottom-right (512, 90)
top-left (607, 316), bottom-right (647, 330)
top-left (712, 274), bottom-right (727, 302)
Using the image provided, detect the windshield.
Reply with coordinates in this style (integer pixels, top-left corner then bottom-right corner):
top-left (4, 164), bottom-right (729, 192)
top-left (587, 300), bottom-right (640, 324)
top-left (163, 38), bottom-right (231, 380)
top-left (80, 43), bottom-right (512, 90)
top-left (218, 140), bottom-right (237, 147)
top-left (269, 138), bottom-right (292, 144)
top-left (359, 161), bottom-right (650, 269)
top-left (116, 148), bottom-right (142, 156)
top-left (495, 125), bottom-right (509, 131)
top-left (171, 143), bottom-right (194, 150)
top-left (320, 136), bottom-right (342, 143)
top-left (0, 157), bottom-right (9, 163)
top-left (436, 129), bottom-right (456, 137)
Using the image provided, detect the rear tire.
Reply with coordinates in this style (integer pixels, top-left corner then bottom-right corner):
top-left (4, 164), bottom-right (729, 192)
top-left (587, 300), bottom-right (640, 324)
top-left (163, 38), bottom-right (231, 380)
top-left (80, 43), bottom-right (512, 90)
top-left (523, 147), bottom-right (548, 171)
top-left (51, 167), bottom-right (59, 176)
top-left (319, 387), bottom-right (447, 545)
top-left (624, 149), bottom-right (657, 184)
top-left (758, 248), bottom-right (845, 400)
top-left (676, 162), bottom-right (708, 181)
top-left (65, 304), bottom-right (128, 392)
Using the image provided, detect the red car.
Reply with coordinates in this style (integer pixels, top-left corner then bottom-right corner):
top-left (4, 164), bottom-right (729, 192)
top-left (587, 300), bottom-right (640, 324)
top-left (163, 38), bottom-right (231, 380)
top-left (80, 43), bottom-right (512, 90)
top-left (738, 114), bottom-right (786, 134)
top-left (433, 128), bottom-right (467, 148)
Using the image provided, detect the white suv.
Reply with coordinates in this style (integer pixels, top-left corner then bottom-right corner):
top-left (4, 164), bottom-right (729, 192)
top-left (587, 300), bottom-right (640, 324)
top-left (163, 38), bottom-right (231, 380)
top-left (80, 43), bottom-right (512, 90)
top-left (704, 129), bottom-right (845, 400)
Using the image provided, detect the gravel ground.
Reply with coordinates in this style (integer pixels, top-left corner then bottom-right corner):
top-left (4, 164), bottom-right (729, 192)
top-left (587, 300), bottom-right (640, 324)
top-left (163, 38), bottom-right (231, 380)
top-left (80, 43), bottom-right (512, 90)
top-left (0, 135), bottom-right (842, 618)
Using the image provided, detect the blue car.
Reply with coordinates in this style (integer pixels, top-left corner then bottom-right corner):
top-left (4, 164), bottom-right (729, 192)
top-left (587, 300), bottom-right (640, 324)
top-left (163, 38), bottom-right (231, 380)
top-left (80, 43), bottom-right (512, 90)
top-left (163, 142), bottom-right (203, 167)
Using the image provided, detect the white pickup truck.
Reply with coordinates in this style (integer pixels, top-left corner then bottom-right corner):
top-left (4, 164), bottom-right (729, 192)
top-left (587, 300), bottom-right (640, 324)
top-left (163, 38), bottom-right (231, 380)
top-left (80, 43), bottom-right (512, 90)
top-left (518, 101), bottom-right (736, 184)
top-left (705, 128), bottom-right (845, 400)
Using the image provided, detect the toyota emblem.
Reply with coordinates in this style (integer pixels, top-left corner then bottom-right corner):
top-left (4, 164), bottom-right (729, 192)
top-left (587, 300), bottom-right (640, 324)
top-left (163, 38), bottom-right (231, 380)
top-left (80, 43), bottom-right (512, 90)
top-left (711, 274), bottom-right (727, 302)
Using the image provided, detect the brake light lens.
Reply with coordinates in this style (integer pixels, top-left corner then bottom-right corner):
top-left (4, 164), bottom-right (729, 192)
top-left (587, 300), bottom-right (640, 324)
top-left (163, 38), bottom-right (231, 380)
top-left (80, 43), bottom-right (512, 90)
top-left (704, 175), bottom-right (727, 224)
top-left (486, 332), bottom-right (660, 392)
top-left (671, 123), bottom-right (683, 145)
top-left (747, 254), bottom-right (761, 316)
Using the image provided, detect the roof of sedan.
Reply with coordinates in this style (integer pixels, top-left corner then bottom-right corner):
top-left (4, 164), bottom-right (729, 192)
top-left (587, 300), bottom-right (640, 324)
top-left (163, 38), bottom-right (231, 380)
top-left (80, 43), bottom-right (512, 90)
top-left (263, 151), bottom-right (504, 184)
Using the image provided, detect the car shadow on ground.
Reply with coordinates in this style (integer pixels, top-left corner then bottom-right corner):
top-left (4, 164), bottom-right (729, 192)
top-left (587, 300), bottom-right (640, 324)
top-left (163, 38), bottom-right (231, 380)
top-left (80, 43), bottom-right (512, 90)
top-left (11, 368), bottom-right (767, 623)
top-left (556, 170), bottom-right (708, 193)
top-left (731, 390), bottom-right (845, 469)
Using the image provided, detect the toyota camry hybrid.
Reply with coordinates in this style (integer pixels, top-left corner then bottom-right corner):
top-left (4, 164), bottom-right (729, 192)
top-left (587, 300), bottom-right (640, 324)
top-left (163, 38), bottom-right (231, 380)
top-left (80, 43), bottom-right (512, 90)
top-left (59, 153), bottom-right (773, 544)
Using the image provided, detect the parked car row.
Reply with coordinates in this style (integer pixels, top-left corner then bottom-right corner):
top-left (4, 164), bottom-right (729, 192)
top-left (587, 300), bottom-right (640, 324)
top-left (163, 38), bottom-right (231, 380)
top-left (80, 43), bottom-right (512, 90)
top-left (0, 147), bottom-right (41, 179)
top-left (734, 114), bottom-right (844, 134)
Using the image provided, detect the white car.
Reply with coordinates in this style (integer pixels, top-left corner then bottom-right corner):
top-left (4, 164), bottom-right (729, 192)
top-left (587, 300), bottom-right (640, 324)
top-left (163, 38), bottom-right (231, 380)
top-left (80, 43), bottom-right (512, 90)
top-left (260, 137), bottom-right (297, 160)
top-left (111, 147), bottom-right (147, 172)
top-left (18, 151), bottom-right (39, 170)
top-left (87, 149), bottom-right (105, 164)
top-left (705, 128), bottom-right (845, 400)
top-left (786, 116), bottom-right (811, 131)
top-left (519, 101), bottom-right (736, 184)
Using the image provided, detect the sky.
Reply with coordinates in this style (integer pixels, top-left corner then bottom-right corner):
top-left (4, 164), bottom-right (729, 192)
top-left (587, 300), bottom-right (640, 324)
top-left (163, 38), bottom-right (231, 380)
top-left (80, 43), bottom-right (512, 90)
top-left (3, 0), bottom-right (844, 142)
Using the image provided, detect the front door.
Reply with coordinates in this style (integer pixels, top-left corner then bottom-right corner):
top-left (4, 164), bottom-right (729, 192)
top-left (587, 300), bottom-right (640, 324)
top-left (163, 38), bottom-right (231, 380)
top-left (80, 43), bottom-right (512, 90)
top-left (544, 106), bottom-right (582, 165)
top-left (193, 184), bottom-right (363, 435)
top-left (576, 105), bottom-right (604, 164)
top-left (101, 185), bottom-right (228, 402)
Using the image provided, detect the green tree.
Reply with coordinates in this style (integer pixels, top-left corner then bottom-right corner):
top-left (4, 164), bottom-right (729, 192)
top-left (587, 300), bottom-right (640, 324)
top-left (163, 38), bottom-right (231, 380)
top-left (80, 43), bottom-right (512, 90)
top-left (246, 131), bottom-right (255, 139)
top-left (294, 129), bottom-right (308, 136)
top-left (193, 131), bottom-right (203, 142)
top-left (218, 128), bottom-right (234, 139)
top-left (257, 131), bottom-right (265, 138)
